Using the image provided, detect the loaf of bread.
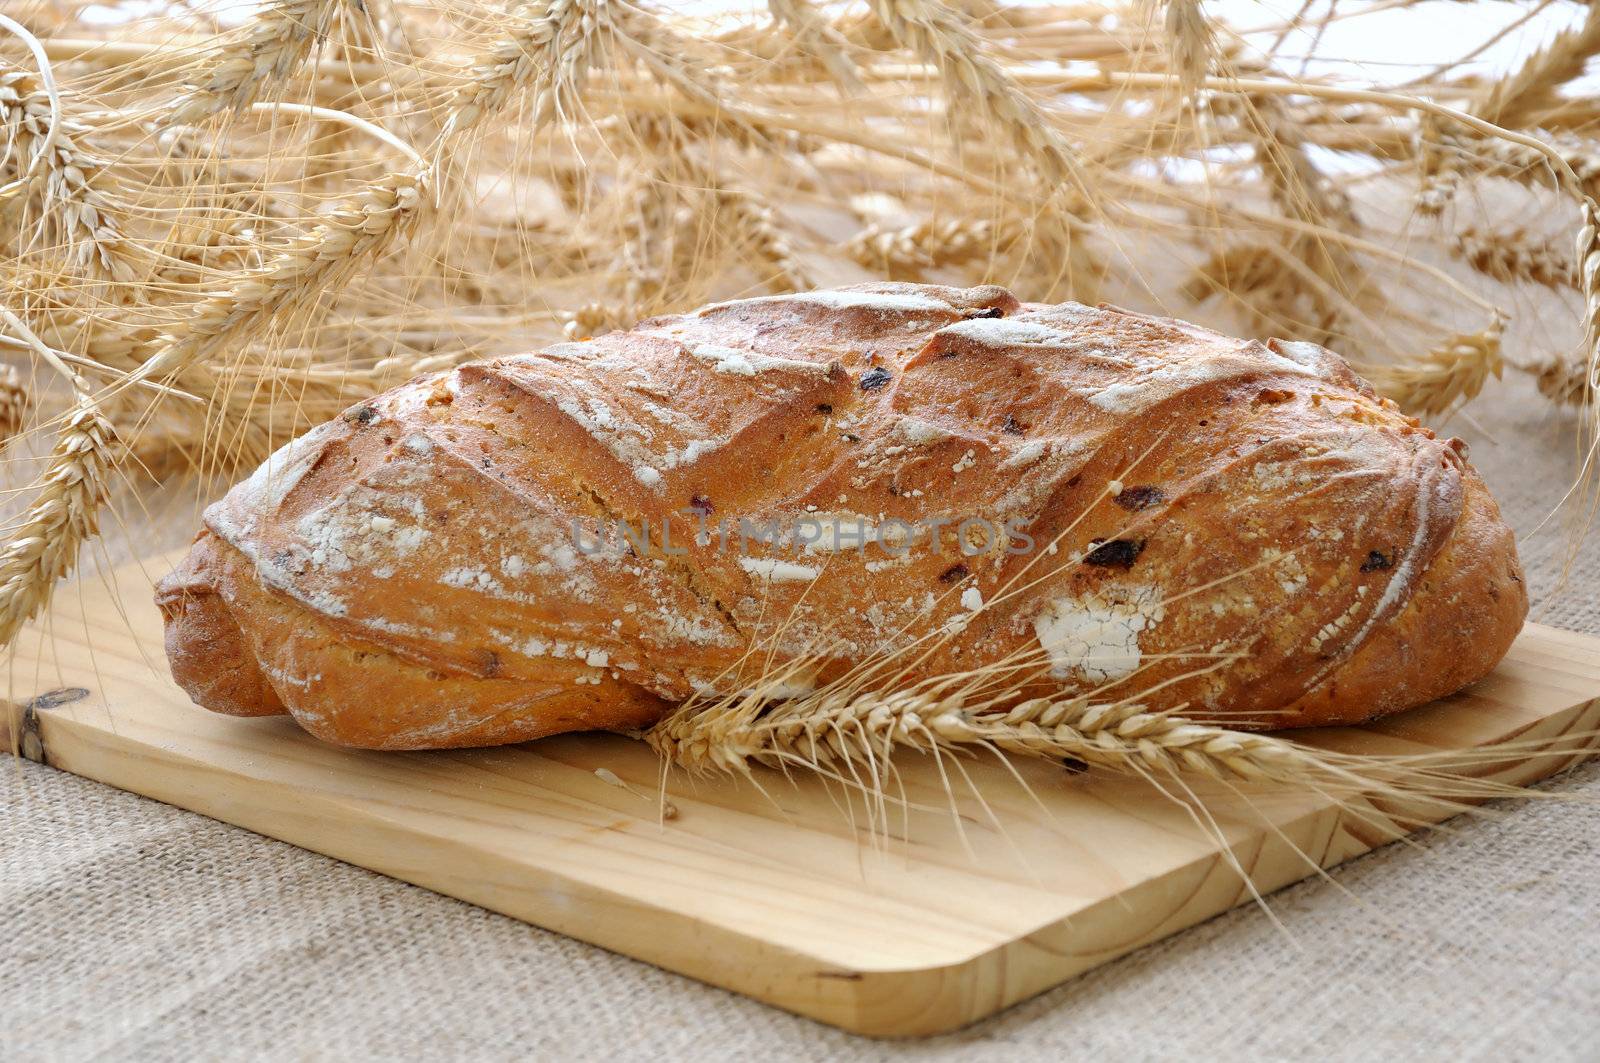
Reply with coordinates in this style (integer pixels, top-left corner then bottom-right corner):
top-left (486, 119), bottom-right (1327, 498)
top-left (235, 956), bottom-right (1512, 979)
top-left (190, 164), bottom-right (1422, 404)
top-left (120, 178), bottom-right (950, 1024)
top-left (156, 283), bottom-right (1526, 749)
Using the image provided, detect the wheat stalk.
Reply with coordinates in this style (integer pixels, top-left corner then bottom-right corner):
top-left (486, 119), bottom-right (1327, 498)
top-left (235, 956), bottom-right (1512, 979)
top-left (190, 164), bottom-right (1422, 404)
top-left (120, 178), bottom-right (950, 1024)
top-left (1477, 135), bottom-right (1600, 197)
top-left (165, 0), bottom-right (348, 126)
top-left (1362, 316), bottom-right (1506, 417)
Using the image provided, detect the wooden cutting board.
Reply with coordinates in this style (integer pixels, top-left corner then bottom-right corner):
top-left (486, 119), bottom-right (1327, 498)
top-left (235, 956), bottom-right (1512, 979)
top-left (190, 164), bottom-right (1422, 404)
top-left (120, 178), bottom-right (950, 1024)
top-left (5, 555), bottom-right (1600, 1037)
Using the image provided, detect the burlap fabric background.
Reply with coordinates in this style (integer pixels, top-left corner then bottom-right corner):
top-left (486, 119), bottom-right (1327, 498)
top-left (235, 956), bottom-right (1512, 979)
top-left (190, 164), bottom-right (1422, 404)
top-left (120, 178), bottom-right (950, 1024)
top-left (4, 371), bottom-right (1598, 1060)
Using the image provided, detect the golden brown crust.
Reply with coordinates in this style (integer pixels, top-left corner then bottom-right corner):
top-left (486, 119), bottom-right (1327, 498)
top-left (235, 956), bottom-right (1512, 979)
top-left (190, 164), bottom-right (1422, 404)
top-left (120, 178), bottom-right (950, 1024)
top-left (156, 283), bottom-right (1528, 747)
top-left (1271, 473), bottom-right (1525, 725)
top-left (158, 533), bottom-right (286, 719)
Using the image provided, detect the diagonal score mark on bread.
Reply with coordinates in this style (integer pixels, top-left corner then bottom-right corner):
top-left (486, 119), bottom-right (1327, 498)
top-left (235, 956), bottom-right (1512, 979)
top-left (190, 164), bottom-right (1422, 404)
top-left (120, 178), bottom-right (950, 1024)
top-left (156, 283), bottom-right (1528, 767)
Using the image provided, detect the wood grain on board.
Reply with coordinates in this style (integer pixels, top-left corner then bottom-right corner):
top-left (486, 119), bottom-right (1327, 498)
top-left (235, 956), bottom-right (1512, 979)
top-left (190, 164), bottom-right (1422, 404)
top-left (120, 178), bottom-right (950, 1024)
top-left (4, 554), bottom-right (1599, 1036)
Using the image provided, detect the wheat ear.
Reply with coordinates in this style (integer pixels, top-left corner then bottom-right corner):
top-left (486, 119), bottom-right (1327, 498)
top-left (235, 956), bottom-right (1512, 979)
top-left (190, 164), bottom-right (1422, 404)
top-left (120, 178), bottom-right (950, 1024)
top-left (437, 0), bottom-right (605, 145)
top-left (0, 68), bottom-right (136, 279)
top-left (649, 689), bottom-right (1406, 796)
top-left (562, 301), bottom-right (630, 340)
top-left (866, 0), bottom-right (1083, 189)
top-left (1184, 243), bottom-right (1276, 303)
top-left (1361, 316), bottom-right (1506, 417)
top-left (719, 186), bottom-right (812, 291)
top-left (1416, 115), bottom-right (1466, 219)
top-left (1524, 356), bottom-right (1593, 408)
top-left (0, 363), bottom-right (30, 449)
top-left (846, 216), bottom-right (1014, 275)
top-left (668, 132), bottom-right (813, 293)
top-left (610, 160), bottom-right (681, 315)
top-left (1453, 226), bottom-right (1574, 290)
top-left (1573, 198), bottom-right (1600, 416)
top-left (1247, 95), bottom-right (1352, 230)
top-left (0, 397), bottom-right (114, 647)
top-left (619, 115), bottom-right (810, 300)
top-left (767, 0), bottom-right (862, 91)
top-left (1476, 135), bottom-right (1600, 196)
top-left (1473, 4), bottom-right (1600, 128)
top-left (1161, 0), bottom-right (1215, 93)
top-left (166, 0), bottom-right (348, 126)
top-left (132, 170), bottom-right (426, 392)
top-left (606, 2), bottom-right (771, 151)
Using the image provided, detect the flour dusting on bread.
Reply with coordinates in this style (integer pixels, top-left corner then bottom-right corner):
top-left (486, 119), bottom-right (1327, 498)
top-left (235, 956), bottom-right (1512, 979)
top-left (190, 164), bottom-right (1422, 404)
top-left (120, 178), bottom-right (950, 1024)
top-left (1034, 584), bottom-right (1164, 683)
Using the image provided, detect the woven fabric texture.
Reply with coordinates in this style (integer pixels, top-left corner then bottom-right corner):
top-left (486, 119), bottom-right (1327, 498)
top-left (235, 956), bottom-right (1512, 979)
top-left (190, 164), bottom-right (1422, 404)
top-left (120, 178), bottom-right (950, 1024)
top-left (4, 372), bottom-right (1599, 1061)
